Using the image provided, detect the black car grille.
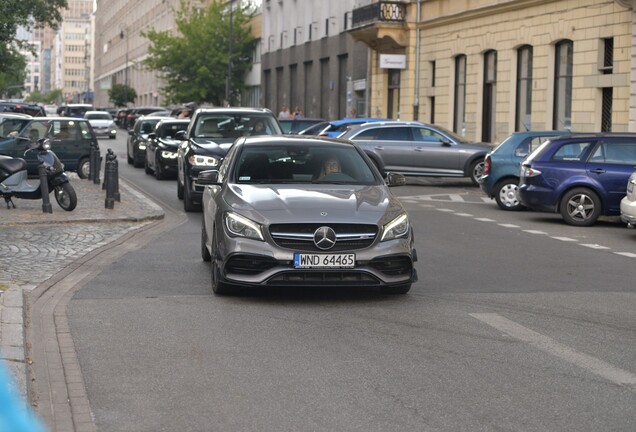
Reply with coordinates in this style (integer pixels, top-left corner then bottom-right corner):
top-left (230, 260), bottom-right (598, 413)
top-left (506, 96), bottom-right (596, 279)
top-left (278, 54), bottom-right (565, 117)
top-left (368, 255), bottom-right (413, 277)
top-left (267, 270), bottom-right (380, 286)
top-left (269, 223), bottom-right (378, 252)
top-left (225, 255), bottom-right (278, 275)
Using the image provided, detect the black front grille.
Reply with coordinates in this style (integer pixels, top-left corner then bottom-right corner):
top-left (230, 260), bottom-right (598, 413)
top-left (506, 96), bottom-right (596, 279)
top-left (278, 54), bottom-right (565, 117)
top-left (268, 270), bottom-right (380, 286)
top-left (225, 255), bottom-right (278, 275)
top-left (269, 223), bottom-right (378, 252)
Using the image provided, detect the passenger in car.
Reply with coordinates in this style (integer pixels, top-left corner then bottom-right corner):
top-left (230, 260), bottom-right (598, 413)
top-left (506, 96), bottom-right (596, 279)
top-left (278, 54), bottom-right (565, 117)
top-left (318, 156), bottom-right (342, 180)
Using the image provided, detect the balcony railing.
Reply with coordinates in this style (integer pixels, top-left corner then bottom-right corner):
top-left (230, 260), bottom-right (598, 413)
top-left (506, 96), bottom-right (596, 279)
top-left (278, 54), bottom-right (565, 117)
top-left (351, 1), bottom-right (407, 29)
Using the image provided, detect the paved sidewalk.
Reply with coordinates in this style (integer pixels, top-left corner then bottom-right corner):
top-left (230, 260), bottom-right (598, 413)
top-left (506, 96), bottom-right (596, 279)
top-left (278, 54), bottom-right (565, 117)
top-left (0, 173), bottom-right (164, 415)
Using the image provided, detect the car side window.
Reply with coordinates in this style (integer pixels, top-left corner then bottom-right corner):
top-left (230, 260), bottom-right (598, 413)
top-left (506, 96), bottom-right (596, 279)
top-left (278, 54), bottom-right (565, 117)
top-left (552, 141), bottom-right (595, 162)
top-left (598, 141), bottom-right (636, 165)
top-left (353, 128), bottom-right (380, 140)
top-left (79, 121), bottom-right (93, 139)
top-left (412, 127), bottom-right (443, 143)
top-left (376, 127), bottom-right (411, 141)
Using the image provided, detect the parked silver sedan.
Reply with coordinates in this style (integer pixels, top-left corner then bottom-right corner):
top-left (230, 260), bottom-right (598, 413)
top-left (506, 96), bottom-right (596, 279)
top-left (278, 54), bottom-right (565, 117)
top-left (199, 135), bottom-right (418, 295)
top-left (339, 121), bottom-right (493, 185)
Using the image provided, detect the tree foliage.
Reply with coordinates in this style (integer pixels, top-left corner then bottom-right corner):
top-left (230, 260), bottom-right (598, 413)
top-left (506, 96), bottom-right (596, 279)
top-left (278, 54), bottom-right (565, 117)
top-left (143, 0), bottom-right (256, 106)
top-left (108, 83), bottom-right (137, 107)
top-left (0, 0), bottom-right (67, 96)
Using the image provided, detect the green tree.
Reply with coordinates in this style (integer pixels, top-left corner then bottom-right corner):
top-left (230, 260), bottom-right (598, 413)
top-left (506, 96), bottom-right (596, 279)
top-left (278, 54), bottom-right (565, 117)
top-left (143, 0), bottom-right (256, 106)
top-left (108, 83), bottom-right (137, 107)
top-left (0, 0), bottom-right (67, 96)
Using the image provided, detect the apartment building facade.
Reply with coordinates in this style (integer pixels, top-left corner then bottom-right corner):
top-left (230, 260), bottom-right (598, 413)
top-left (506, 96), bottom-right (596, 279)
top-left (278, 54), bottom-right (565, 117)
top-left (261, 0), bottom-right (370, 119)
top-left (348, 0), bottom-right (636, 143)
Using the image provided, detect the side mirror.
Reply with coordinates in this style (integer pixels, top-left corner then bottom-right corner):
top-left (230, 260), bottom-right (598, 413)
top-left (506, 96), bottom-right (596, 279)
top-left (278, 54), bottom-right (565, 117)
top-left (128, 129), bottom-right (134, 135)
top-left (197, 169), bottom-right (220, 185)
top-left (175, 130), bottom-right (186, 140)
top-left (148, 132), bottom-right (156, 140)
top-left (386, 172), bottom-right (406, 187)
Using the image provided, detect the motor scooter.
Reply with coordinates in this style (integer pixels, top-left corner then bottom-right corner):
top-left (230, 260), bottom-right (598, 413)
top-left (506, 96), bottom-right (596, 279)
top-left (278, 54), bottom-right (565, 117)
top-left (0, 134), bottom-right (77, 211)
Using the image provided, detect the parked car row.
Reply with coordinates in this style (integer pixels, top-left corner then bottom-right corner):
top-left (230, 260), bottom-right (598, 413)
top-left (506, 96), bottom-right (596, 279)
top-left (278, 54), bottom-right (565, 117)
top-left (480, 131), bottom-right (636, 227)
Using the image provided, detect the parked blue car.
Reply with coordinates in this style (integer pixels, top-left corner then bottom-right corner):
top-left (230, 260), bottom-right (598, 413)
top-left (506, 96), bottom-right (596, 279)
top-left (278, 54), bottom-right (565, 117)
top-left (518, 133), bottom-right (636, 226)
top-left (318, 118), bottom-right (389, 137)
top-left (479, 131), bottom-right (569, 210)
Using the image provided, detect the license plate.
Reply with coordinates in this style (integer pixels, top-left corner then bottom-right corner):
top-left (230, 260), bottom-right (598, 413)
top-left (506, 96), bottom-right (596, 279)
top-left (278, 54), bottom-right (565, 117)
top-left (294, 253), bottom-right (355, 268)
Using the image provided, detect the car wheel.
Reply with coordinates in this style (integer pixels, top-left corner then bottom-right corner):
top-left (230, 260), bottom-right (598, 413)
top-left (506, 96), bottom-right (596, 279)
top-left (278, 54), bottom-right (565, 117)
top-left (201, 221), bottom-right (211, 262)
top-left (77, 157), bottom-right (90, 179)
top-left (494, 179), bottom-right (526, 211)
top-left (183, 178), bottom-right (201, 212)
top-left (177, 178), bottom-right (184, 199)
top-left (127, 146), bottom-right (133, 164)
top-left (469, 159), bottom-right (485, 186)
top-left (560, 188), bottom-right (602, 226)
top-left (380, 284), bottom-right (411, 295)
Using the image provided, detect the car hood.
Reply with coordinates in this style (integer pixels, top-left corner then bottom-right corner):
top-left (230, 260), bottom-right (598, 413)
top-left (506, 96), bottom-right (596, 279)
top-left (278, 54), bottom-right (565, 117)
top-left (191, 138), bottom-right (234, 155)
top-left (88, 120), bottom-right (113, 127)
top-left (222, 184), bottom-right (405, 225)
top-left (458, 142), bottom-right (495, 151)
top-left (158, 138), bottom-right (182, 149)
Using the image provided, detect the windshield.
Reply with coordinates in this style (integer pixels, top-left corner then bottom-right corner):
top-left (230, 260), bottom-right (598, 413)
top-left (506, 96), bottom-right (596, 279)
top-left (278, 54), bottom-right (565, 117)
top-left (159, 123), bottom-right (189, 139)
top-left (233, 143), bottom-right (380, 185)
top-left (194, 114), bottom-right (282, 139)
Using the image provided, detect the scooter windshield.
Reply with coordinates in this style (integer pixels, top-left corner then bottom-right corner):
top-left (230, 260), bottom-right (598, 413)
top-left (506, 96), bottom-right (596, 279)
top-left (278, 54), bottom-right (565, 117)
top-left (39, 152), bottom-right (56, 167)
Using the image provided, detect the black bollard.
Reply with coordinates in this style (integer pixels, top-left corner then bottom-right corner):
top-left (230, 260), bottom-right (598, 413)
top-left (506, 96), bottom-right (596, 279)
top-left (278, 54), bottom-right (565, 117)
top-left (38, 161), bottom-right (53, 213)
top-left (104, 149), bottom-right (116, 209)
top-left (91, 143), bottom-right (101, 185)
top-left (112, 151), bottom-right (120, 202)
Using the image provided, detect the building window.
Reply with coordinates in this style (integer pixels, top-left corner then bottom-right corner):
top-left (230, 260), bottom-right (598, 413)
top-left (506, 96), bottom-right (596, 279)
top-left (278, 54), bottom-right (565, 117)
top-left (516, 45), bottom-right (533, 131)
top-left (602, 87), bottom-right (612, 132)
top-left (601, 37), bottom-right (613, 75)
top-left (482, 50), bottom-right (497, 142)
top-left (553, 39), bottom-right (573, 130)
top-left (453, 55), bottom-right (466, 135)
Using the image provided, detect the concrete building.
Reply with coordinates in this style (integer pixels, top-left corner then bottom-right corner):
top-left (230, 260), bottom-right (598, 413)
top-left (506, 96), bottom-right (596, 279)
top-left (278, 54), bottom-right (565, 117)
top-left (349, 0), bottom-right (636, 143)
top-left (92, 0), bottom-right (262, 109)
top-left (261, 0), bottom-right (370, 120)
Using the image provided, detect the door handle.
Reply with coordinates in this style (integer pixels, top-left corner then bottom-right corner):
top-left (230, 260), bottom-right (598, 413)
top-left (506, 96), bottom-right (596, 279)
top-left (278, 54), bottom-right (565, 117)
top-left (374, 146), bottom-right (384, 150)
top-left (589, 168), bottom-right (606, 174)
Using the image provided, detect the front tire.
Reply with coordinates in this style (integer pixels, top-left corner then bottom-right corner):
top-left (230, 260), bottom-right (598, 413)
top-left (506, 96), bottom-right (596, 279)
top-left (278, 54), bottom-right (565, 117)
top-left (201, 222), bottom-right (211, 262)
top-left (560, 188), bottom-right (601, 226)
top-left (144, 157), bottom-right (153, 175)
top-left (468, 158), bottom-right (485, 186)
top-left (494, 178), bottom-right (525, 211)
top-left (54, 183), bottom-right (77, 211)
top-left (77, 157), bottom-right (90, 179)
top-left (155, 154), bottom-right (166, 180)
top-left (183, 178), bottom-right (201, 212)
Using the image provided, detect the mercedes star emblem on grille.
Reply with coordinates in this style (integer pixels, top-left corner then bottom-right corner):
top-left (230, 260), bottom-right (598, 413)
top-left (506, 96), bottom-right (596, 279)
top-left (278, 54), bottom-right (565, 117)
top-left (313, 226), bottom-right (336, 250)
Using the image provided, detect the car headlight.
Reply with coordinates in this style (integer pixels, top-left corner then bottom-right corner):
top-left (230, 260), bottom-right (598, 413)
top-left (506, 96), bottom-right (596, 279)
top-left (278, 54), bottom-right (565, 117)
top-left (138, 142), bottom-right (147, 150)
top-left (381, 213), bottom-right (409, 241)
top-left (189, 154), bottom-right (220, 167)
top-left (161, 150), bottom-right (178, 159)
top-left (224, 212), bottom-right (264, 241)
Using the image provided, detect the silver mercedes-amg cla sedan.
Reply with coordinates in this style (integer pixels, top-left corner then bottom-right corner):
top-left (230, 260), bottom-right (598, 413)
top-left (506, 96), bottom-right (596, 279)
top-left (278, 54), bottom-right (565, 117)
top-left (199, 135), bottom-right (418, 295)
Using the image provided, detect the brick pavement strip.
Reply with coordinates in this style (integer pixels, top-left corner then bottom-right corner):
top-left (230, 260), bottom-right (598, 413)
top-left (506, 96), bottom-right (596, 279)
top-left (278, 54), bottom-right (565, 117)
top-left (0, 174), bottom-right (164, 431)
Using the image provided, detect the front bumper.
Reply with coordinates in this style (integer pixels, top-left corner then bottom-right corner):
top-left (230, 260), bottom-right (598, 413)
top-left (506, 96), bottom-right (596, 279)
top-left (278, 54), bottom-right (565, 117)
top-left (620, 195), bottom-right (636, 225)
top-left (215, 233), bottom-right (417, 289)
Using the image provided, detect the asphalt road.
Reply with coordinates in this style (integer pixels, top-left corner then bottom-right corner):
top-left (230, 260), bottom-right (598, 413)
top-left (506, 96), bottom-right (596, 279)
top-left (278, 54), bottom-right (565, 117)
top-left (66, 132), bottom-right (636, 431)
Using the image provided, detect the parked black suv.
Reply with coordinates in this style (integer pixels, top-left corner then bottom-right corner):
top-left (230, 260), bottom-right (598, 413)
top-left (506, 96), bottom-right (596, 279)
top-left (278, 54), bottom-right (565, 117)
top-left (176, 107), bottom-right (282, 211)
top-left (0, 101), bottom-right (46, 117)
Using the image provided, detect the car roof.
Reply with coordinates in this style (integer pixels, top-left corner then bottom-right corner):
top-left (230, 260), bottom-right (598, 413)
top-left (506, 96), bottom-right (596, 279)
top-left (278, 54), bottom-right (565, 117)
top-left (548, 132), bottom-right (636, 140)
top-left (330, 117), bottom-right (388, 126)
top-left (0, 112), bottom-right (33, 119)
top-left (84, 110), bottom-right (111, 115)
top-left (157, 118), bottom-right (190, 124)
top-left (238, 135), bottom-right (356, 148)
top-left (195, 107), bottom-right (275, 115)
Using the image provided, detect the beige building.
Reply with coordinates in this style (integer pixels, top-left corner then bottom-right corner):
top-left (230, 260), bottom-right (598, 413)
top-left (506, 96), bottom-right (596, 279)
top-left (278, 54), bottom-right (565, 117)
top-left (350, 0), bottom-right (636, 143)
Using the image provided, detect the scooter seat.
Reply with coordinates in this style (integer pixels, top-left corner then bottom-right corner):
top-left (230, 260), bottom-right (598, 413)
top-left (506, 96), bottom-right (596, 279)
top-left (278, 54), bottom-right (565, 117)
top-left (0, 157), bottom-right (27, 176)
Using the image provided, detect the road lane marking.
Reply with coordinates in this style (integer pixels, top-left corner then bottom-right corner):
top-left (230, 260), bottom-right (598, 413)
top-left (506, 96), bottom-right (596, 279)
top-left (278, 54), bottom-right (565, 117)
top-left (614, 252), bottom-right (636, 258)
top-left (436, 208), bottom-right (455, 212)
top-left (581, 244), bottom-right (610, 250)
top-left (498, 223), bottom-right (521, 228)
top-left (470, 313), bottom-right (636, 389)
top-left (475, 218), bottom-right (496, 222)
top-left (552, 236), bottom-right (578, 242)
top-left (455, 213), bottom-right (473, 217)
top-left (523, 230), bottom-right (548, 235)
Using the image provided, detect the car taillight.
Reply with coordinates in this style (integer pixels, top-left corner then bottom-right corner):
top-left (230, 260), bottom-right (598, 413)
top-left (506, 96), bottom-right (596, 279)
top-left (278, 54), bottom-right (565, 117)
top-left (483, 156), bottom-right (491, 175)
top-left (521, 165), bottom-right (541, 177)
